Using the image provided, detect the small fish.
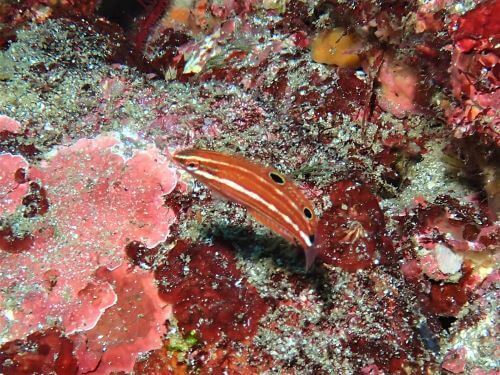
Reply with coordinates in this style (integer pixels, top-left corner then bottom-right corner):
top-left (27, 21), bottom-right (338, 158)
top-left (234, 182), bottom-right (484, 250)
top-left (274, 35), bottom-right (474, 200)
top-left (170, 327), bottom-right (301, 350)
top-left (172, 148), bottom-right (318, 269)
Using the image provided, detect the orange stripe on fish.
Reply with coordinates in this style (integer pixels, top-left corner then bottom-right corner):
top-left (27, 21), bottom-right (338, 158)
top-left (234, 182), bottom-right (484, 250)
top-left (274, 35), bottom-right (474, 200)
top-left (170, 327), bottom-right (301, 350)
top-left (172, 148), bottom-right (318, 270)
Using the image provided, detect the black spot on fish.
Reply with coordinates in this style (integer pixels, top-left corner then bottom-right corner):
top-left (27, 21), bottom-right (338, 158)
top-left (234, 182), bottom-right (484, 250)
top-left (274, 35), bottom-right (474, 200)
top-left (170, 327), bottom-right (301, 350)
top-left (269, 171), bottom-right (285, 185)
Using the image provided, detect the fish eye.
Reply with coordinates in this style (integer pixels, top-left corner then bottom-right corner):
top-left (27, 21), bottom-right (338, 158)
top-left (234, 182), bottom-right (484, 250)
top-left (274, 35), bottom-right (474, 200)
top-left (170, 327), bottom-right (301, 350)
top-left (186, 161), bottom-right (199, 171)
top-left (303, 207), bottom-right (313, 220)
top-left (269, 171), bottom-right (285, 185)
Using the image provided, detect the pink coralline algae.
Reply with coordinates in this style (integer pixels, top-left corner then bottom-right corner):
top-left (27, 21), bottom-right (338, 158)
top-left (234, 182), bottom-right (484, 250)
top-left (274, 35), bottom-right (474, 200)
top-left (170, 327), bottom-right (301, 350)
top-left (0, 153), bottom-right (29, 215)
top-left (72, 265), bottom-right (172, 375)
top-left (448, 0), bottom-right (500, 145)
top-left (0, 154), bottom-right (37, 253)
top-left (442, 347), bottom-right (468, 374)
top-left (0, 115), bottom-right (21, 136)
top-left (0, 135), bottom-right (177, 349)
top-left (0, 266), bottom-right (172, 375)
top-left (377, 56), bottom-right (422, 118)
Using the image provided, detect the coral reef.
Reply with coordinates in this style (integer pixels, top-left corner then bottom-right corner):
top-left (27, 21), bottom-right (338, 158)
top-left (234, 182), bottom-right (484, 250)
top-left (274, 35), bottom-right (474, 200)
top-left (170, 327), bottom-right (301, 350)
top-left (0, 0), bottom-right (498, 374)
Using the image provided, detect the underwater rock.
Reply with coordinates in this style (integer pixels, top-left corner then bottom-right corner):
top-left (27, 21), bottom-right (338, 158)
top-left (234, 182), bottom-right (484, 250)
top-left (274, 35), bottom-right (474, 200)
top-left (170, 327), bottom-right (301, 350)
top-left (399, 196), bottom-right (497, 317)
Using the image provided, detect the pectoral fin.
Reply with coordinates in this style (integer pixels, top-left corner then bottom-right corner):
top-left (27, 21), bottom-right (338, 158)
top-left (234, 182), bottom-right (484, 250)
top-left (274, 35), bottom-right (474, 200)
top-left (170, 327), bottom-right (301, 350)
top-left (304, 244), bottom-right (318, 271)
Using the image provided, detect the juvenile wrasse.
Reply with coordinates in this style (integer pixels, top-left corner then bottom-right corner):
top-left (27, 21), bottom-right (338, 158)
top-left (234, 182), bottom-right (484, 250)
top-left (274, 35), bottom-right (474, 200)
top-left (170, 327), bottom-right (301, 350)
top-left (173, 148), bottom-right (318, 269)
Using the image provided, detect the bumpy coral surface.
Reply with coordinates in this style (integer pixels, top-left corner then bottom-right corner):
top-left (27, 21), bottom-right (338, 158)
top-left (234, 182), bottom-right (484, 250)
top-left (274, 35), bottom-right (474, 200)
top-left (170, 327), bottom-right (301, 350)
top-left (0, 0), bottom-right (498, 374)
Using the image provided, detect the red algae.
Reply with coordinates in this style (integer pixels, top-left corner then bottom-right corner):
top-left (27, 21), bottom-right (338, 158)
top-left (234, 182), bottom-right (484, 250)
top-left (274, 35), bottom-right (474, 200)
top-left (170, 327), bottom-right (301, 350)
top-left (21, 181), bottom-right (49, 218)
top-left (0, 328), bottom-right (78, 375)
top-left (447, 0), bottom-right (500, 145)
top-left (156, 241), bottom-right (267, 345)
top-left (133, 0), bottom-right (171, 54)
top-left (316, 180), bottom-right (393, 272)
top-left (0, 227), bottom-right (34, 254)
top-left (0, 0), bottom-right (100, 49)
top-left (428, 265), bottom-right (478, 316)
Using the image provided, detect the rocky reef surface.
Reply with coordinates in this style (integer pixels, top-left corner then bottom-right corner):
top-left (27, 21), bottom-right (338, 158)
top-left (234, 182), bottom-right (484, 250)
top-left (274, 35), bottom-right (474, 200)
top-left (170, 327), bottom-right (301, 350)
top-left (0, 0), bottom-right (498, 374)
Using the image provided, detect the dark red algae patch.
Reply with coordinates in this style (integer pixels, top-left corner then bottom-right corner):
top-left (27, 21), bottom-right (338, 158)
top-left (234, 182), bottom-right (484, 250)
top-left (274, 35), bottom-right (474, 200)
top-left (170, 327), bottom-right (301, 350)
top-left (0, 328), bottom-right (78, 375)
top-left (126, 240), bottom-right (160, 269)
top-left (155, 240), bottom-right (268, 345)
top-left (0, 227), bottom-right (34, 254)
top-left (316, 180), bottom-right (394, 271)
top-left (0, 180), bottom-right (49, 254)
top-left (428, 265), bottom-right (477, 316)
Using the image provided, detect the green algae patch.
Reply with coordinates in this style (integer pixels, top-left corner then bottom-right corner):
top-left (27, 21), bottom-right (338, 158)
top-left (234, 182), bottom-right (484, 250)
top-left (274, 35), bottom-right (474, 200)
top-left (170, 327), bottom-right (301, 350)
top-left (167, 329), bottom-right (199, 353)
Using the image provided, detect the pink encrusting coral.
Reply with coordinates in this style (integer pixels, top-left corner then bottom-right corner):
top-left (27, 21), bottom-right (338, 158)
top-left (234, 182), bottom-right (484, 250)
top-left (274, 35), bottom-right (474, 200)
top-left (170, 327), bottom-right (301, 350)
top-left (0, 136), bottom-right (177, 348)
top-left (71, 265), bottom-right (172, 375)
top-left (0, 115), bottom-right (22, 135)
top-left (0, 154), bottom-right (29, 214)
